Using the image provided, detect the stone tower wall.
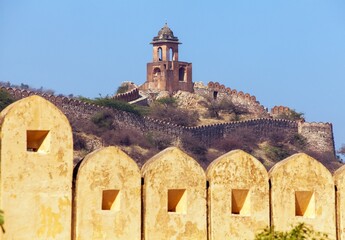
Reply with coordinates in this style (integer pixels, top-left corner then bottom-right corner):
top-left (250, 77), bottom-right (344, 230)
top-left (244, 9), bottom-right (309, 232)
top-left (298, 121), bottom-right (335, 155)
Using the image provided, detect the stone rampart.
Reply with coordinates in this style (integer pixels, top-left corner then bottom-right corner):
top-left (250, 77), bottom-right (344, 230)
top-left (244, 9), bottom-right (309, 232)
top-left (188, 118), bottom-right (298, 145)
top-left (113, 87), bottom-right (140, 102)
top-left (194, 81), bottom-right (269, 117)
top-left (271, 105), bottom-right (290, 115)
top-left (0, 86), bottom-right (335, 155)
top-left (298, 121), bottom-right (335, 155)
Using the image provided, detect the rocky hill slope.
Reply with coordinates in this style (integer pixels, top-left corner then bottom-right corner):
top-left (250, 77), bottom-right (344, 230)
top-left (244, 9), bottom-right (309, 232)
top-left (0, 83), bottom-right (341, 172)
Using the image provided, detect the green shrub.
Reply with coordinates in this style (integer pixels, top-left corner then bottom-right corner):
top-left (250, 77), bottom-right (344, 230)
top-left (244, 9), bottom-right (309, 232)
top-left (200, 95), bottom-right (248, 119)
top-left (146, 131), bottom-right (174, 150)
top-left (255, 223), bottom-right (329, 240)
top-left (79, 96), bottom-right (144, 116)
top-left (156, 97), bottom-right (177, 106)
top-left (276, 109), bottom-right (304, 121)
top-left (291, 133), bottom-right (307, 149)
top-left (0, 209), bottom-right (4, 233)
top-left (211, 129), bottom-right (258, 154)
top-left (77, 96), bottom-right (93, 104)
top-left (0, 89), bottom-right (14, 111)
top-left (264, 144), bottom-right (290, 161)
top-left (91, 111), bottom-right (114, 129)
top-left (182, 135), bottom-right (208, 156)
top-left (116, 85), bottom-right (129, 94)
top-left (73, 133), bottom-right (88, 150)
top-left (93, 98), bottom-right (143, 115)
top-left (149, 103), bottom-right (199, 127)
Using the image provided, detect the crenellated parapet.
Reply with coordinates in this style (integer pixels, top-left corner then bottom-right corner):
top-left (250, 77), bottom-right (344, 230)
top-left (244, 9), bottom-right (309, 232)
top-left (271, 105), bottom-right (291, 115)
top-left (113, 87), bottom-right (140, 102)
top-left (187, 118), bottom-right (298, 145)
top-left (194, 81), bottom-right (269, 117)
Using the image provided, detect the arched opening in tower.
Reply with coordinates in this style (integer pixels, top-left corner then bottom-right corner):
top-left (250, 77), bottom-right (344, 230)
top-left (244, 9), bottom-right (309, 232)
top-left (169, 48), bottom-right (174, 61)
top-left (179, 67), bottom-right (186, 81)
top-left (153, 67), bottom-right (161, 76)
top-left (158, 47), bottom-right (162, 61)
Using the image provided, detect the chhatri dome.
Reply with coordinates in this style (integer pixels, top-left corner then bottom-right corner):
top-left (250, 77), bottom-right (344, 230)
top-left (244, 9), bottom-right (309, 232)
top-left (140, 23), bottom-right (193, 94)
top-left (152, 23), bottom-right (180, 43)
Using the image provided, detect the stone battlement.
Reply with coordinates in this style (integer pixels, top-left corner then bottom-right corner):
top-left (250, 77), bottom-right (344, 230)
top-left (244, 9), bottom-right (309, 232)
top-left (113, 87), bottom-right (140, 102)
top-left (194, 81), bottom-right (269, 117)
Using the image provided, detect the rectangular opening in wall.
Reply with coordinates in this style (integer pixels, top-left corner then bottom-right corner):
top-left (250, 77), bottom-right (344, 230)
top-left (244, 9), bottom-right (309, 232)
top-left (26, 130), bottom-right (50, 153)
top-left (102, 189), bottom-right (120, 211)
top-left (295, 191), bottom-right (315, 218)
top-left (231, 189), bottom-right (250, 216)
top-left (167, 189), bottom-right (187, 213)
top-left (213, 91), bottom-right (218, 100)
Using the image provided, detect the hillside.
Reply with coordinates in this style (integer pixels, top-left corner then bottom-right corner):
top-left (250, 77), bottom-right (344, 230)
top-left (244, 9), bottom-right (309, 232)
top-left (0, 83), bottom-right (341, 172)
top-left (73, 84), bottom-right (341, 172)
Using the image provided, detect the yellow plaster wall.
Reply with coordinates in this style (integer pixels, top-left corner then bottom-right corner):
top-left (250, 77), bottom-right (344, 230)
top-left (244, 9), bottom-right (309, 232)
top-left (269, 153), bottom-right (336, 239)
top-left (0, 95), bottom-right (73, 240)
top-left (206, 150), bottom-right (269, 239)
top-left (74, 147), bottom-right (141, 240)
top-left (334, 165), bottom-right (345, 240)
top-left (141, 147), bottom-right (207, 240)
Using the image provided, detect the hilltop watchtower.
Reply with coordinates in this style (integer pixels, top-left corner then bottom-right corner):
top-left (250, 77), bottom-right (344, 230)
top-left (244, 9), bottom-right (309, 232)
top-left (140, 23), bottom-right (193, 94)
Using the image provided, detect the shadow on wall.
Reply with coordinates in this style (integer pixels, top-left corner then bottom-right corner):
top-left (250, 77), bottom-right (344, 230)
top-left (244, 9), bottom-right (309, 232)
top-left (0, 95), bottom-right (342, 239)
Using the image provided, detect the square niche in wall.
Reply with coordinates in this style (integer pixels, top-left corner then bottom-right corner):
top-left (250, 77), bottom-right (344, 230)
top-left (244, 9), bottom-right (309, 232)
top-left (102, 189), bottom-right (121, 211)
top-left (167, 189), bottom-right (187, 213)
top-left (26, 130), bottom-right (50, 153)
top-left (295, 191), bottom-right (315, 218)
top-left (231, 189), bottom-right (250, 216)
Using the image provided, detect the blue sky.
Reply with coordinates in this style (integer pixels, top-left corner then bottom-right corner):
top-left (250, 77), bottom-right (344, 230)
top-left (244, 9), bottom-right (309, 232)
top-left (1, 1), bottom-right (345, 152)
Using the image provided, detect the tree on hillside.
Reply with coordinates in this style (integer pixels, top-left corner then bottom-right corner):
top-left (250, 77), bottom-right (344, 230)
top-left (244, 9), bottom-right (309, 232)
top-left (275, 109), bottom-right (305, 121)
top-left (200, 95), bottom-right (248, 119)
top-left (338, 144), bottom-right (345, 161)
top-left (116, 84), bottom-right (129, 94)
top-left (149, 97), bottom-right (199, 127)
top-left (0, 89), bottom-right (14, 111)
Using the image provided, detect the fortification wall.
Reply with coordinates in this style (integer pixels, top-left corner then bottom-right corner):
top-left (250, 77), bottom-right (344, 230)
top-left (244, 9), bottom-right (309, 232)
top-left (194, 81), bottom-right (270, 117)
top-left (0, 95), bottom-right (73, 239)
top-left (0, 96), bottom-right (343, 239)
top-left (189, 118), bottom-right (298, 145)
top-left (0, 86), bottom-right (335, 155)
top-left (0, 86), bottom-right (146, 131)
top-left (271, 105), bottom-right (290, 115)
top-left (298, 122), bottom-right (335, 155)
top-left (113, 87), bottom-right (140, 102)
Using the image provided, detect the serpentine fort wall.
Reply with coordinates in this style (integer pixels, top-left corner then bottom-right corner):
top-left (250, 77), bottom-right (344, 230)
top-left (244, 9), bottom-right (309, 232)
top-left (0, 86), bottom-right (335, 156)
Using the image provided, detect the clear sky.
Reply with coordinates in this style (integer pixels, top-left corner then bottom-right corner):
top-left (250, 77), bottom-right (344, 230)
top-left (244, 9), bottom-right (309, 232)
top-left (1, 1), bottom-right (345, 152)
